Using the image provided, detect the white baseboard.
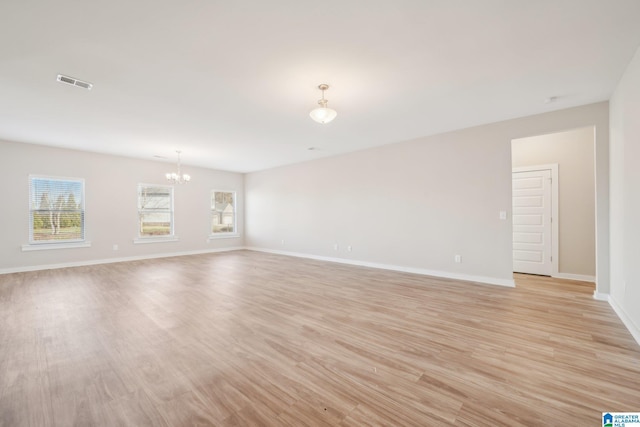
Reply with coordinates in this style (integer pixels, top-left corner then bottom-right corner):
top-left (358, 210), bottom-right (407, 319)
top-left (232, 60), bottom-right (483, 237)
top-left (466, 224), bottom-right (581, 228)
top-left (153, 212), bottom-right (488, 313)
top-left (608, 296), bottom-right (640, 348)
top-left (245, 247), bottom-right (515, 288)
top-left (593, 291), bottom-right (609, 301)
top-left (0, 246), bottom-right (516, 288)
top-left (0, 246), bottom-right (245, 275)
top-left (553, 273), bottom-right (596, 283)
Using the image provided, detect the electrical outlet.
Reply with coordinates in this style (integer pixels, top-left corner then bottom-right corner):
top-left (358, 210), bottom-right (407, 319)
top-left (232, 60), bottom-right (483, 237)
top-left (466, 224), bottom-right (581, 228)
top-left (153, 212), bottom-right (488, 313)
top-left (454, 254), bottom-right (461, 263)
top-left (113, 244), bottom-right (119, 251)
top-left (347, 245), bottom-right (352, 252)
top-left (499, 211), bottom-right (507, 220)
top-left (333, 243), bottom-right (339, 251)
top-left (281, 239), bottom-right (285, 245)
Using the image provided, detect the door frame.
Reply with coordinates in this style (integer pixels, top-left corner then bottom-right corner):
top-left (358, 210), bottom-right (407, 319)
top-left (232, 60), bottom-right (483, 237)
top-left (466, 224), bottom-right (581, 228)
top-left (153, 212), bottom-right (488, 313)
top-left (512, 164), bottom-right (559, 276)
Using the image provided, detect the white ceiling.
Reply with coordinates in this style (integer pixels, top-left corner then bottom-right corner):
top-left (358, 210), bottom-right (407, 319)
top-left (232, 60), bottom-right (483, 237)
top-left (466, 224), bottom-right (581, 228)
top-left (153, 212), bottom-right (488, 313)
top-left (2, 1), bottom-right (640, 173)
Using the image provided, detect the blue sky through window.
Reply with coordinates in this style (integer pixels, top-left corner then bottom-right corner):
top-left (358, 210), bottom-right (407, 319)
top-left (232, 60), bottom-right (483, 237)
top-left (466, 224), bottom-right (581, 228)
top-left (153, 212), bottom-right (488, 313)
top-left (31, 178), bottom-right (83, 209)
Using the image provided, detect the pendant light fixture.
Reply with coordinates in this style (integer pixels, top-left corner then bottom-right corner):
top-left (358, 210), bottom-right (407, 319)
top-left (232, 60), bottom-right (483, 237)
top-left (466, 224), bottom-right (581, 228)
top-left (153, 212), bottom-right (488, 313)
top-left (166, 150), bottom-right (191, 184)
top-left (309, 84), bottom-right (337, 124)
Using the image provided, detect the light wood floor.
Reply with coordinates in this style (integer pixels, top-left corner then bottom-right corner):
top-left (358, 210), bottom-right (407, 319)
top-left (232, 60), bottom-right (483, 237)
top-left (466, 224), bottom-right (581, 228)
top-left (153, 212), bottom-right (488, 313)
top-left (1, 251), bottom-right (639, 426)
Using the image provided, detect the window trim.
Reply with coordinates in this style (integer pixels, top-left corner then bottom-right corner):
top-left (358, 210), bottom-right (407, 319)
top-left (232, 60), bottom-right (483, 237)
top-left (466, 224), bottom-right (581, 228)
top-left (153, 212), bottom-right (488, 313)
top-left (132, 236), bottom-right (179, 244)
top-left (27, 174), bottom-right (87, 247)
top-left (209, 189), bottom-right (239, 239)
top-left (137, 183), bottom-right (175, 240)
top-left (22, 241), bottom-right (91, 252)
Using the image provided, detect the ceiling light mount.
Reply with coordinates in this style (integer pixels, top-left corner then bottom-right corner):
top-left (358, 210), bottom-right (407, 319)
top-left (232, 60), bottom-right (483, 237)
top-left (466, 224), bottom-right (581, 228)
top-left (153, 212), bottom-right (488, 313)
top-left (166, 150), bottom-right (191, 184)
top-left (309, 84), bottom-right (337, 124)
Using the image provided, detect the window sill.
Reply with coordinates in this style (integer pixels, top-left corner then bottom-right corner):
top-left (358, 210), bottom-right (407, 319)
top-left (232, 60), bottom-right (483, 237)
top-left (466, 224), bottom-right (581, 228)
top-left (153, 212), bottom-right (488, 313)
top-left (133, 236), bottom-right (179, 244)
top-left (22, 241), bottom-right (92, 252)
top-left (208, 233), bottom-right (240, 241)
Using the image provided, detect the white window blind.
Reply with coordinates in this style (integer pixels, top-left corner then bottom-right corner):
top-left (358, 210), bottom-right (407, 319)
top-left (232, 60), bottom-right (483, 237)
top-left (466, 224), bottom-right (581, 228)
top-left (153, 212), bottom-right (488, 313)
top-left (211, 191), bottom-right (236, 235)
top-left (29, 176), bottom-right (85, 244)
top-left (138, 184), bottom-right (174, 237)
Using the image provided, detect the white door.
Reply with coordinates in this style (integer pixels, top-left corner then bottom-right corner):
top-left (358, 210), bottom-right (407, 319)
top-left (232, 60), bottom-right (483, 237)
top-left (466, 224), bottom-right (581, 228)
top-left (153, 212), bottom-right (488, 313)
top-left (512, 169), bottom-right (552, 275)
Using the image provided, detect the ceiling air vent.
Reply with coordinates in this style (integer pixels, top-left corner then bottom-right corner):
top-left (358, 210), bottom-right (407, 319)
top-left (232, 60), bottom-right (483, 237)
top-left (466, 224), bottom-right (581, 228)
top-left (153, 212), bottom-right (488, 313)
top-left (56, 74), bottom-right (93, 90)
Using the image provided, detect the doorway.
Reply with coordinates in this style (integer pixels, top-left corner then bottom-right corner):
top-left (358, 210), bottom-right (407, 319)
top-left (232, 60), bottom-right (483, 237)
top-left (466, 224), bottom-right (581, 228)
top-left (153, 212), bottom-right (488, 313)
top-left (511, 127), bottom-right (596, 282)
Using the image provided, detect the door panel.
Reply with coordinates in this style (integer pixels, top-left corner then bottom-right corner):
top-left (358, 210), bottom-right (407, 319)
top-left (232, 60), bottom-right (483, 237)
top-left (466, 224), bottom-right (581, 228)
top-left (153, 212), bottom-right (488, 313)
top-left (513, 169), bottom-right (552, 275)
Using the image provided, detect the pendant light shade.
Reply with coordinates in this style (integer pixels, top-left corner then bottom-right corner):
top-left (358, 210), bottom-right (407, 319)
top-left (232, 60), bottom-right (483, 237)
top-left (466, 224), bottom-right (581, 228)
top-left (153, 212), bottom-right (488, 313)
top-left (309, 106), bottom-right (338, 124)
top-left (309, 84), bottom-right (337, 124)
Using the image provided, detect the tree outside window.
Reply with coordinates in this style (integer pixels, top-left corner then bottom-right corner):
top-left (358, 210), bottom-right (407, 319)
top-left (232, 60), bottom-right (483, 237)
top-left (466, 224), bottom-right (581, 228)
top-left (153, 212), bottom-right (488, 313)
top-left (29, 176), bottom-right (85, 243)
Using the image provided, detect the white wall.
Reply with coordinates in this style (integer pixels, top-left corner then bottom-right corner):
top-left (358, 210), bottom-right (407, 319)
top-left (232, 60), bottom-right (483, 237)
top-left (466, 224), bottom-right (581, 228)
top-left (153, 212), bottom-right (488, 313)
top-left (512, 127), bottom-right (596, 278)
top-left (246, 102), bottom-right (609, 290)
top-left (0, 141), bottom-right (244, 272)
top-left (609, 46), bottom-right (640, 343)
top-left (247, 130), bottom-right (514, 285)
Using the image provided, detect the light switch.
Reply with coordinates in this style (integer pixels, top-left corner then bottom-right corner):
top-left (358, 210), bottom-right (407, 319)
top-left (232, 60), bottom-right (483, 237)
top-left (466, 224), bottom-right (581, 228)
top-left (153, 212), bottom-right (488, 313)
top-left (499, 211), bottom-right (507, 220)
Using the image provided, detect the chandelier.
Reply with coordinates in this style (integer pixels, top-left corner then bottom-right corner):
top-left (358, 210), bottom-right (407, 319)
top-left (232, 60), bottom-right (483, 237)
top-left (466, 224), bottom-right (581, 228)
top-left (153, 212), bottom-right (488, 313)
top-left (166, 150), bottom-right (191, 184)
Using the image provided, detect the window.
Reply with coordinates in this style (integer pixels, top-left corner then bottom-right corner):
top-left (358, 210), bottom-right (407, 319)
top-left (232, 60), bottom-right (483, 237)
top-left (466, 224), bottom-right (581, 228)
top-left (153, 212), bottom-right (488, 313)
top-left (29, 176), bottom-right (85, 244)
top-left (137, 184), bottom-right (174, 238)
top-left (211, 191), bottom-right (236, 236)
